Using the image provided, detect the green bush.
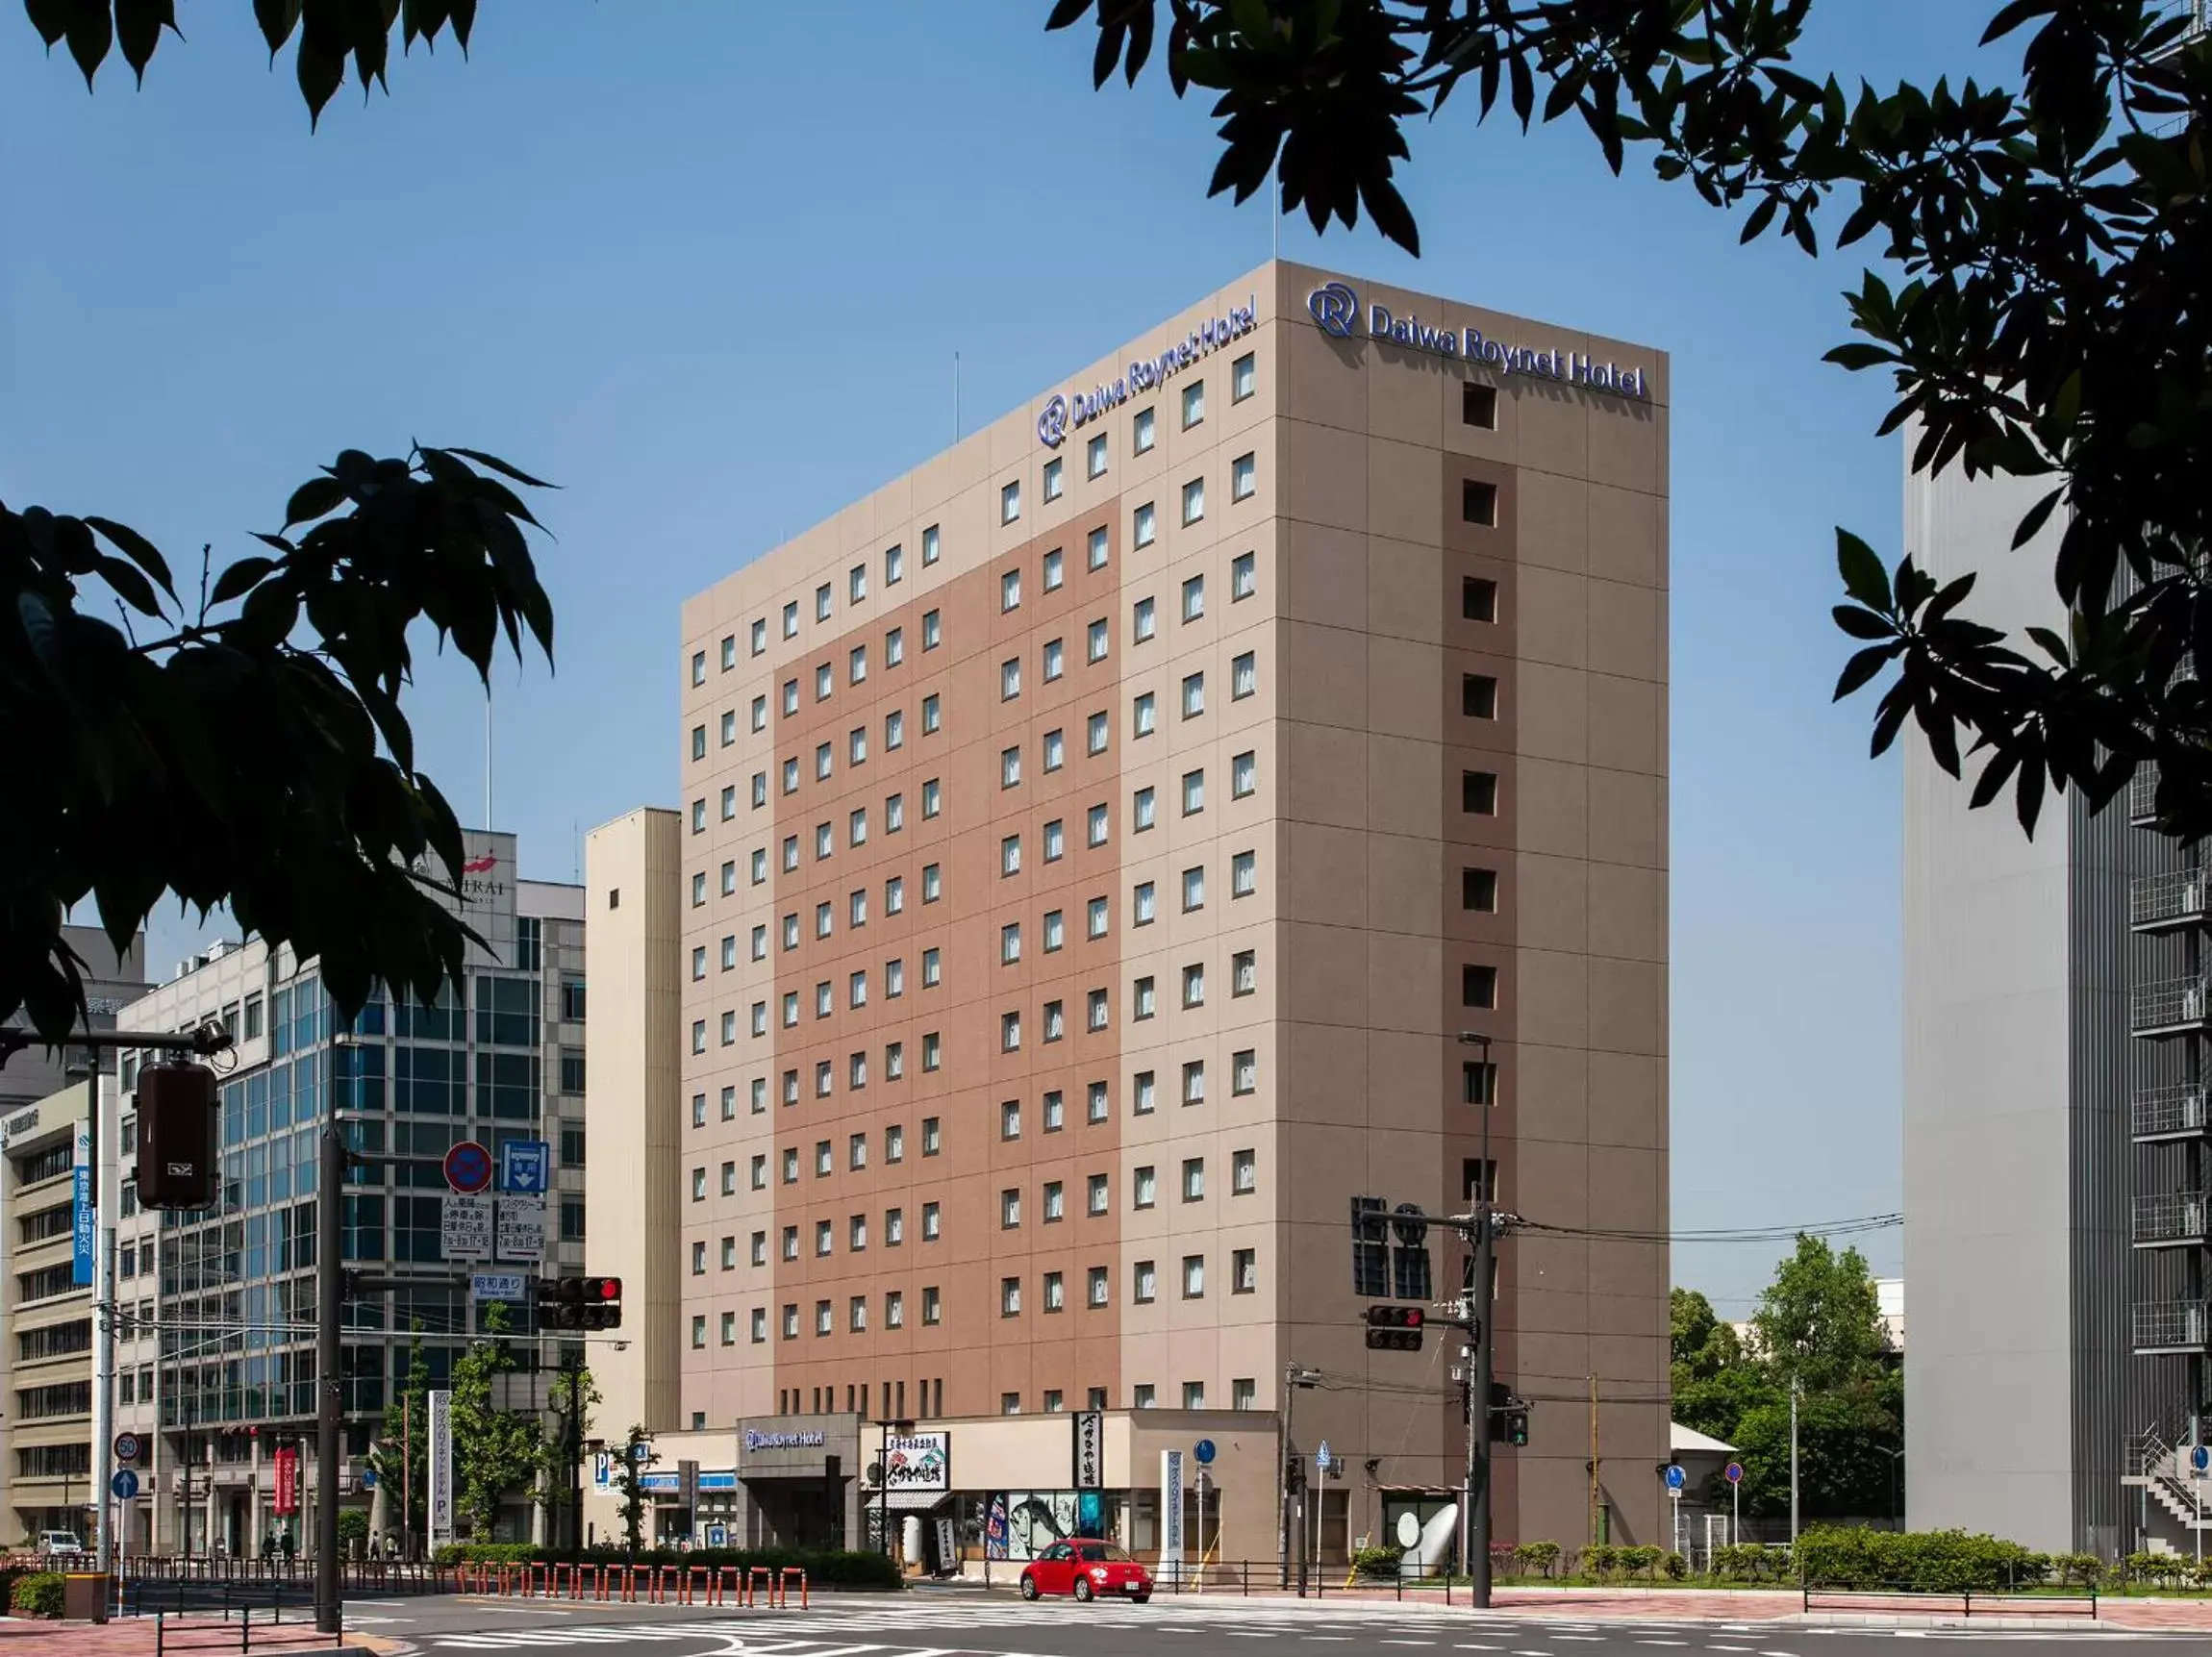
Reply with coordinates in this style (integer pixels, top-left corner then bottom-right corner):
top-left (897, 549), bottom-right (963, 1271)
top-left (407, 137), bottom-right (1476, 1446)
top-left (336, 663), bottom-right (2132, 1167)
top-left (1712, 1544), bottom-right (1792, 1582)
top-left (338, 1509), bottom-right (371, 1554)
top-left (1662, 1551), bottom-right (1688, 1580)
top-left (1617, 1545), bottom-right (1663, 1580)
top-left (2051, 1553), bottom-right (2104, 1587)
top-left (1351, 1544), bottom-right (1401, 1581)
top-left (1512, 1541), bottom-right (1562, 1579)
top-left (1794, 1525), bottom-right (2051, 1592)
top-left (9, 1571), bottom-right (64, 1618)
top-left (433, 1544), bottom-right (901, 1590)
top-left (1581, 1544), bottom-right (1619, 1580)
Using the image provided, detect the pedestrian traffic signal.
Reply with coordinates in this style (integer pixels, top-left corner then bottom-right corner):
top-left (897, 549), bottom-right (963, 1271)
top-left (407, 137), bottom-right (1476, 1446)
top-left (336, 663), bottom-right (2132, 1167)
top-left (1364, 1305), bottom-right (1425, 1350)
top-left (536, 1275), bottom-right (623, 1330)
top-left (135, 1063), bottom-right (220, 1210)
top-left (1487, 1381), bottom-right (1531, 1444)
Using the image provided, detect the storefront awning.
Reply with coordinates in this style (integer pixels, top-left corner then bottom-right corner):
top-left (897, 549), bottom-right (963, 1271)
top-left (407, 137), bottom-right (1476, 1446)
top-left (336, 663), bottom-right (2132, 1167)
top-left (882, 1489), bottom-right (950, 1512)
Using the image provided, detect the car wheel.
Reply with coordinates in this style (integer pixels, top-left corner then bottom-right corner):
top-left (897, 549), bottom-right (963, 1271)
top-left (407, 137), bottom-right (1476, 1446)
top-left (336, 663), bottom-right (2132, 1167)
top-left (1019, 1572), bottom-right (1040, 1600)
top-left (1073, 1576), bottom-right (1094, 1603)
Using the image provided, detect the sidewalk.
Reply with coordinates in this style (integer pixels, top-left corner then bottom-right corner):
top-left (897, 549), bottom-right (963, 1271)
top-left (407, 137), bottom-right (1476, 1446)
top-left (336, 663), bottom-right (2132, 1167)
top-left (0, 1614), bottom-right (403, 1654)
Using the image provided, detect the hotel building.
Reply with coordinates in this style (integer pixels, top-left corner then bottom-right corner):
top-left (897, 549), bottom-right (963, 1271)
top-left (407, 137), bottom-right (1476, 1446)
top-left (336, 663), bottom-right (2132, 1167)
top-left (589, 261), bottom-right (1671, 1562)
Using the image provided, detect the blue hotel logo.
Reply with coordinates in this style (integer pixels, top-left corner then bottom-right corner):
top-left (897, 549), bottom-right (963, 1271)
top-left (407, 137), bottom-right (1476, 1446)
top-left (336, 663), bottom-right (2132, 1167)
top-left (1307, 281), bottom-right (1649, 400)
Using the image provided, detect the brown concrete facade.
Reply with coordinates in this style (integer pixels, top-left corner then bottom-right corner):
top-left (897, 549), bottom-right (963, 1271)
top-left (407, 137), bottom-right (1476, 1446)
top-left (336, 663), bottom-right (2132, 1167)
top-left (666, 261), bottom-right (1669, 1551)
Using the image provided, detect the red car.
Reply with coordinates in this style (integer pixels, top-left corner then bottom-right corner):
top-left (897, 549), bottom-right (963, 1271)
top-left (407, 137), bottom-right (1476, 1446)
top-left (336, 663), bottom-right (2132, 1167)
top-left (1018, 1537), bottom-right (1153, 1603)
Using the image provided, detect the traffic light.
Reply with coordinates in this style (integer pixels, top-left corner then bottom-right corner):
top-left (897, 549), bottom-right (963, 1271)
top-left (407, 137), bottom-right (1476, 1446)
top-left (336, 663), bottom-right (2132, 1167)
top-left (1285, 1453), bottom-right (1307, 1494)
top-left (136, 1063), bottom-right (220, 1210)
top-left (535, 1275), bottom-right (623, 1330)
top-left (1364, 1305), bottom-right (1425, 1350)
top-left (1488, 1381), bottom-right (1531, 1444)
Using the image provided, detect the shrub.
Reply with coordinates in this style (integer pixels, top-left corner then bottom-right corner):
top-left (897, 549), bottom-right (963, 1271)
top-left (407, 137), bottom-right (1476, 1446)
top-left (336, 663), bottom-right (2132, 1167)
top-left (10, 1572), bottom-right (64, 1618)
top-left (1794, 1525), bottom-right (2051, 1592)
top-left (1352, 1545), bottom-right (1401, 1581)
top-left (1662, 1551), bottom-right (1688, 1580)
top-left (1581, 1544), bottom-right (1619, 1580)
top-left (338, 1509), bottom-right (371, 1554)
top-left (1618, 1545), bottom-right (1663, 1580)
top-left (1513, 1541), bottom-right (1562, 1579)
top-left (1713, 1544), bottom-right (1786, 1582)
top-left (2052, 1553), bottom-right (2104, 1587)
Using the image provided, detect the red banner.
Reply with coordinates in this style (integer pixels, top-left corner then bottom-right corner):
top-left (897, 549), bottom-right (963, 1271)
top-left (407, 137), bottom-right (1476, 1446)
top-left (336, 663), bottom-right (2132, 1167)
top-left (272, 1446), bottom-right (298, 1516)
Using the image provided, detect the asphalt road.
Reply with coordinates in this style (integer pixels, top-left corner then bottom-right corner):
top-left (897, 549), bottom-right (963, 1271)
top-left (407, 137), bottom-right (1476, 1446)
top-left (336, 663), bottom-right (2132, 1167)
top-left (339, 1588), bottom-right (2212, 1657)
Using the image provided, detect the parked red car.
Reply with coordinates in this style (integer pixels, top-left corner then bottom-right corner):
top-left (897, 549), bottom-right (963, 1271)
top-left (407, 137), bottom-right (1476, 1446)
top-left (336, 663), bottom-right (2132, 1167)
top-left (1018, 1537), bottom-right (1153, 1602)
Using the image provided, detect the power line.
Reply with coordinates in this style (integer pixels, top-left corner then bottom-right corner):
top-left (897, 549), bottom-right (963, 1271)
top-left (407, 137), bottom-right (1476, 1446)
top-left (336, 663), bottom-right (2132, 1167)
top-left (1514, 1213), bottom-right (1901, 1245)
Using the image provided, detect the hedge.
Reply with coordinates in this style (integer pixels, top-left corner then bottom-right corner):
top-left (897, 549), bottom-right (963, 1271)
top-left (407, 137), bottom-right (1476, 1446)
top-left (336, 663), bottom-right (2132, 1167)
top-left (433, 1544), bottom-right (901, 1590)
top-left (9, 1571), bottom-right (63, 1618)
top-left (1793, 1526), bottom-right (2051, 1592)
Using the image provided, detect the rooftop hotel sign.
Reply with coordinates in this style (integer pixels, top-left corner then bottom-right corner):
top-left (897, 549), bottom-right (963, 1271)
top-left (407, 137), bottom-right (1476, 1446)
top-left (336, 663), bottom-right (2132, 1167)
top-left (1306, 279), bottom-right (1649, 399)
top-left (1038, 296), bottom-right (1258, 448)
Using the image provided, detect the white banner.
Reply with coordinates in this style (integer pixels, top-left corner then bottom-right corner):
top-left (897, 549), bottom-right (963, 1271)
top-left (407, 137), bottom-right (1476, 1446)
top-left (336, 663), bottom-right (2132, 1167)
top-left (1160, 1449), bottom-right (1185, 1577)
top-left (428, 1389), bottom-right (455, 1547)
top-left (441, 1194), bottom-right (492, 1261)
top-left (495, 1195), bottom-right (546, 1263)
top-left (884, 1432), bottom-right (949, 1492)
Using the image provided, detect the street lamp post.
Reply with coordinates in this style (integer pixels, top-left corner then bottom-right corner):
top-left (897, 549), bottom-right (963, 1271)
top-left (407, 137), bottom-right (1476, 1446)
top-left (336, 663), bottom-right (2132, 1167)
top-left (314, 1028), bottom-right (355, 1636)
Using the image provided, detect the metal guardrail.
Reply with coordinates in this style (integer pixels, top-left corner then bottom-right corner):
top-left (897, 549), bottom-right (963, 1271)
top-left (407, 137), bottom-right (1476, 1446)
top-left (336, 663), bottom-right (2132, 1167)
top-left (2134, 1193), bottom-right (2212, 1245)
top-left (2134, 1084), bottom-right (2209, 1140)
top-left (2132, 975), bottom-right (2208, 1035)
top-left (1801, 1585), bottom-right (2097, 1619)
top-left (2136, 1299), bottom-right (2212, 1351)
top-left (2131, 870), bottom-right (2212, 929)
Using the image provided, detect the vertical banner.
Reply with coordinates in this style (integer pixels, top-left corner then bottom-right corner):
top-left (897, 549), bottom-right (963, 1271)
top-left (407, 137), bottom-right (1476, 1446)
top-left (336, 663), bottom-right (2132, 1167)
top-left (70, 1121), bottom-right (94, 1285)
top-left (272, 1445), bottom-right (299, 1516)
top-left (1160, 1449), bottom-right (1186, 1581)
top-left (427, 1389), bottom-right (455, 1547)
top-left (1072, 1411), bottom-right (1104, 1489)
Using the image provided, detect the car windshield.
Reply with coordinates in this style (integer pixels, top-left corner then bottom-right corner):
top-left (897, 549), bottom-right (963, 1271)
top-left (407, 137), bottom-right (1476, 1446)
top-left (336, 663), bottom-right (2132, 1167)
top-left (1080, 1543), bottom-right (1134, 1562)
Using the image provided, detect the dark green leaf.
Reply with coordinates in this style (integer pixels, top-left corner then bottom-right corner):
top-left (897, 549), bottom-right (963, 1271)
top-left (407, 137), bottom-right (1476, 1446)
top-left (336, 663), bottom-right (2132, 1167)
top-left (285, 475), bottom-right (349, 527)
top-left (1835, 530), bottom-right (1892, 614)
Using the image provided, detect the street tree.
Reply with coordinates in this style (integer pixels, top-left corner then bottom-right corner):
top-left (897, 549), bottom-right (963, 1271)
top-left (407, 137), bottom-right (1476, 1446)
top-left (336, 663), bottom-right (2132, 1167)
top-left (613, 1424), bottom-right (655, 1555)
top-left (537, 1361), bottom-right (602, 1539)
top-left (1040, 0), bottom-right (2212, 841)
top-left (365, 1323), bottom-right (432, 1550)
top-left (446, 1303), bottom-right (544, 1543)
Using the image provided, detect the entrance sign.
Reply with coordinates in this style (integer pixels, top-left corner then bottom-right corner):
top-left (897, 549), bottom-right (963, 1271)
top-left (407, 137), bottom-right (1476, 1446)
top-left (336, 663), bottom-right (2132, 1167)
top-left (1160, 1449), bottom-right (1186, 1580)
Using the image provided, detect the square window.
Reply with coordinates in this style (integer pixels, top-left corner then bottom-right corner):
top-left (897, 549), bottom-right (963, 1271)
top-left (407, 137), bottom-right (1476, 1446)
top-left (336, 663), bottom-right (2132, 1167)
top-left (1464, 381), bottom-right (1499, 429)
top-left (1087, 617), bottom-right (1109, 663)
top-left (1233, 849), bottom-right (1257, 897)
top-left (1231, 451), bottom-right (1257, 501)
top-left (1183, 769), bottom-right (1205, 815)
top-left (1464, 867), bottom-right (1499, 911)
top-left (1044, 458), bottom-right (1065, 503)
top-left (922, 523), bottom-right (941, 565)
top-left (1464, 576), bottom-right (1498, 621)
top-left (1088, 711), bottom-right (1109, 755)
top-left (1233, 1049), bottom-right (1257, 1094)
top-left (1464, 673), bottom-right (1498, 718)
top-left (1043, 728), bottom-right (1066, 771)
top-left (1463, 770), bottom-right (1499, 815)
top-left (1232, 351), bottom-right (1256, 401)
top-left (1183, 866), bottom-right (1205, 910)
top-left (1463, 478), bottom-right (1500, 526)
top-left (1134, 501), bottom-right (1156, 548)
top-left (1001, 481), bottom-right (1021, 525)
top-left (923, 609), bottom-right (942, 650)
top-left (1232, 550), bottom-right (1256, 600)
top-left (1182, 672), bottom-right (1205, 717)
top-left (1233, 749), bottom-right (1256, 797)
top-left (1182, 477), bottom-right (1205, 525)
top-left (1233, 651), bottom-right (1257, 700)
top-left (1463, 964), bottom-right (1499, 1009)
top-left (1043, 639), bottom-right (1065, 681)
top-left (1134, 406), bottom-right (1156, 453)
top-left (1044, 545), bottom-right (1065, 589)
top-left (1088, 434), bottom-right (1109, 480)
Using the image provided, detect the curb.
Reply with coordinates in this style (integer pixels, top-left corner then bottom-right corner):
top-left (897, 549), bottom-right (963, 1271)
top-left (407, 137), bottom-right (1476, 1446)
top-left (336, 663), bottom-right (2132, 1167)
top-left (1786, 1615), bottom-right (2103, 1630)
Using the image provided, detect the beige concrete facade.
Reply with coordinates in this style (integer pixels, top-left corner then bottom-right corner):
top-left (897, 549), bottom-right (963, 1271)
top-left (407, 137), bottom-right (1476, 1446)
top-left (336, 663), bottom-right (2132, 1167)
top-left (629, 261), bottom-right (1668, 1552)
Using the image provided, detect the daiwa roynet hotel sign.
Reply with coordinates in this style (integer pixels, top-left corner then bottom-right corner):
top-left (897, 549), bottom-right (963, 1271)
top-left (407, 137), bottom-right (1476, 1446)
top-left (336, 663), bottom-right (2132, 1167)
top-left (1306, 278), bottom-right (1650, 397)
top-left (1037, 296), bottom-right (1259, 448)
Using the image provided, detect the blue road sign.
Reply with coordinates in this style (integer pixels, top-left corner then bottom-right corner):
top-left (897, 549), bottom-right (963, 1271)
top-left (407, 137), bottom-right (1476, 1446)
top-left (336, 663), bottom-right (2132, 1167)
top-left (1317, 1439), bottom-right (1332, 1473)
top-left (112, 1469), bottom-right (139, 1500)
top-left (499, 1139), bottom-right (552, 1195)
top-left (472, 1271), bottom-right (528, 1302)
top-left (443, 1140), bottom-right (493, 1194)
top-left (1194, 1438), bottom-right (1217, 1466)
top-left (1665, 1464), bottom-right (1687, 1491)
top-left (1723, 1461), bottom-right (1745, 1485)
top-left (2193, 1444), bottom-right (2209, 1475)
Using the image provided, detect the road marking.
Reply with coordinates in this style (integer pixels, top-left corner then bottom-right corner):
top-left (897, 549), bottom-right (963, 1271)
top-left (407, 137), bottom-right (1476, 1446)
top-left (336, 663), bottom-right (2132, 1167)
top-left (1710, 1645), bottom-right (1757, 1650)
top-left (1555, 1640), bottom-right (1607, 1644)
top-left (1640, 1644), bottom-right (1689, 1648)
top-left (1382, 1643), bottom-right (1436, 1647)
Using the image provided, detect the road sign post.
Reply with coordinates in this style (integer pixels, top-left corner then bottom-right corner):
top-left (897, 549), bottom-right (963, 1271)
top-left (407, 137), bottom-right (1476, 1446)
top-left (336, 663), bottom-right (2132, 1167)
top-left (1724, 1460), bottom-right (1744, 1546)
top-left (2193, 1445), bottom-right (2209, 1566)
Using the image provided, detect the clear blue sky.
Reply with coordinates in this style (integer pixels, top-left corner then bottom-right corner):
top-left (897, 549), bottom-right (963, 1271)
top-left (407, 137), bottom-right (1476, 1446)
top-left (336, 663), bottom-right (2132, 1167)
top-left (4, 1), bottom-right (2012, 1315)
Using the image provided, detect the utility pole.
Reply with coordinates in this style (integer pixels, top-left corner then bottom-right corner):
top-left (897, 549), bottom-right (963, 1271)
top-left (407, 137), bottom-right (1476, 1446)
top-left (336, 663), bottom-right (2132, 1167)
top-left (1451, 1030), bottom-right (1497, 1607)
top-left (1588, 1374), bottom-right (1600, 1545)
top-left (88, 1065), bottom-right (119, 1611)
top-left (1278, 1363), bottom-right (1319, 1589)
top-left (1788, 1371), bottom-right (1802, 1546)
top-left (315, 1114), bottom-right (343, 1632)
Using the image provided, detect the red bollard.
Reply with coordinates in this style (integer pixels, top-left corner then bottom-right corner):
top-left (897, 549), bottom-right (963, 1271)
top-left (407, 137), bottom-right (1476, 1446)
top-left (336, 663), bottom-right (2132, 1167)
top-left (748, 1564), bottom-right (775, 1607)
top-left (780, 1567), bottom-right (808, 1609)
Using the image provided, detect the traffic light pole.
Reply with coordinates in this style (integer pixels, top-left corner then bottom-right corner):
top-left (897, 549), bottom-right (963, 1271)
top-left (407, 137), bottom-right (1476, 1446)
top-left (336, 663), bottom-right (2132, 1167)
top-left (315, 1119), bottom-right (344, 1635)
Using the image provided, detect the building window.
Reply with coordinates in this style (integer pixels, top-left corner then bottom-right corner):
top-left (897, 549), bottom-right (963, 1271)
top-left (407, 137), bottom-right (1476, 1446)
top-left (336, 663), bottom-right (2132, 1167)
top-left (922, 1200), bottom-right (942, 1239)
top-left (1043, 638), bottom-right (1065, 681)
top-left (1001, 1011), bottom-right (1021, 1051)
top-left (749, 618), bottom-right (766, 656)
top-left (1001, 1277), bottom-right (1022, 1317)
top-left (1087, 988), bottom-right (1108, 1030)
top-left (1183, 1256), bottom-right (1206, 1298)
top-left (921, 692), bottom-right (941, 735)
top-left (1002, 481), bottom-right (1022, 525)
top-left (1183, 769), bottom-right (1205, 816)
top-left (1463, 478), bottom-right (1500, 526)
top-left (850, 563), bottom-right (867, 604)
top-left (922, 1031), bottom-right (942, 1070)
top-left (1134, 690), bottom-right (1156, 737)
top-left (1043, 818), bottom-right (1066, 862)
top-left (922, 523), bottom-right (941, 565)
top-left (691, 1316), bottom-right (707, 1349)
top-left (1231, 451), bottom-right (1257, 501)
top-left (1233, 1147), bottom-right (1257, 1194)
top-left (1181, 380), bottom-right (1205, 428)
top-left (1233, 750), bottom-right (1257, 797)
top-left (1463, 770), bottom-right (1499, 815)
top-left (752, 1308), bottom-right (768, 1343)
top-left (1086, 896), bottom-right (1107, 940)
top-left (1002, 922), bottom-right (1022, 965)
top-left (816, 582), bottom-right (833, 622)
top-left (1134, 406), bottom-right (1156, 453)
top-left (1463, 867), bottom-right (1499, 912)
top-left (1084, 615), bottom-right (1109, 663)
top-left (1084, 803), bottom-right (1106, 847)
top-left (1182, 963), bottom-right (1205, 1008)
top-left (887, 624), bottom-right (904, 665)
top-left (1134, 974), bottom-right (1156, 1018)
top-left (751, 1155), bottom-right (767, 1190)
top-left (1001, 1188), bottom-right (1022, 1229)
top-left (751, 773), bottom-right (766, 808)
top-left (1002, 745), bottom-right (1023, 788)
top-left (691, 1093), bottom-right (707, 1129)
top-left (1233, 651), bottom-right (1257, 699)
top-left (1233, 1049), bottom-right (1257, 1094)
top-left (1184, 1060), bottom-right (1207, 1104)
top-left (1043, 999), bottom-right (1066, 1042)
top-left (1464, 673), bottom-right (1498, 718)
top-left (1001, 834), bottom-right (1021, 875)
top-left (1134, 1070), bottom-right (1157, 1113)
top-left (1182, 672), bottom-right (1205, 717)
top-left (922, 1287), bottom-right (943, 1325)
top-left (816, 1300), bottom-right (833, 1336)
top-left (1182, 477), bottom-right (1205, 525)
top-left (1464, 381), bottom-right (1499, 429)
top-left (886, 1291), bottom-right (904, 1328)
top-left (850, 644), bottom-right (868, 685)
top-left (1464, 576), bottom-right (1498, 621)
top-left (1135, 1262), bottom-right (1157, 1304)
top-left (1002, 657), bottom-right (1022, 699)
top-left (816, 662), bottom-right (834, 700)
top-left (1183, 866), bottom-right (1205, 911)
top-left (1044, 728), bottom-right (1066, 771)
top-left (922, 607), bottom-right (943, 650)
top-left (1088, 711), bottom-right (1109, 755)
top-left (922, 863), bottom-right (942, 902)
top-left (1233, 850), bottom-right (1257, 898)
top-left (1088, 434), bottom-right (1109, 480)
top-left (1463, 965), bottom-right (1499, 1009)
top-left (1183, 1157), bottom-right (1206, 1200)
top-left (923, 778), bottom-right (942, 817)
top-left (1135, 1166), bottom-right (1157, 1208)
top-left (1044, 544), bottom-right (1065, 589)
top-left (1134, 501), bottom-right (1156, 548)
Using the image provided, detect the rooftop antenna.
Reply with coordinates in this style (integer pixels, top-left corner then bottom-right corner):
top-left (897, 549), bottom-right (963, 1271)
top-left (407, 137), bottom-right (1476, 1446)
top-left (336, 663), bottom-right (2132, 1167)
top-left (954, 351), bottom-right (962, 442)
top-left (484, 684), bottom-right (493, 831)
top-left (1271, 149), bottom-right (1280, 261)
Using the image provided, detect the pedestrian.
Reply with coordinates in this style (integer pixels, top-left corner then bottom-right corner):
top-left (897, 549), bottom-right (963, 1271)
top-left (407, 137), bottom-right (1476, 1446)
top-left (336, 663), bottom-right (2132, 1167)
top-left (280, 1528), bottom-right (295, 1564)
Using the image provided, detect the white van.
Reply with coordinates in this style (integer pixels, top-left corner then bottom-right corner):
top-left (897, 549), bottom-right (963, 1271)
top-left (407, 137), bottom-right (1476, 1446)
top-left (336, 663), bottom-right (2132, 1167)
top-left (38, 1531), bottom-right (82, 1558)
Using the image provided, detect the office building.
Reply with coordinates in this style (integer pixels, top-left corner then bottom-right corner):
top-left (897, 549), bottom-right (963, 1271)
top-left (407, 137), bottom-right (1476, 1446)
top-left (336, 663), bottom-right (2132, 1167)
top-left (0, 1081), bottom-right (96, 1545)
top-left (591, 261), bottom-right (1671, 1560)
top-left (109, 832), bottom-right (588, 1554)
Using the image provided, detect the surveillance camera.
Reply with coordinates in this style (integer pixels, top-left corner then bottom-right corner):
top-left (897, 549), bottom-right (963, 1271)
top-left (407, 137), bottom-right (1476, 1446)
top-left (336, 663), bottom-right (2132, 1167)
top-left (612, 1341), bottom-right (630, 1351)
